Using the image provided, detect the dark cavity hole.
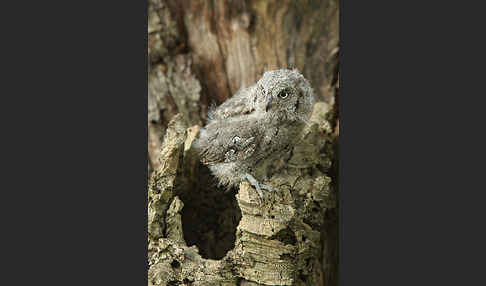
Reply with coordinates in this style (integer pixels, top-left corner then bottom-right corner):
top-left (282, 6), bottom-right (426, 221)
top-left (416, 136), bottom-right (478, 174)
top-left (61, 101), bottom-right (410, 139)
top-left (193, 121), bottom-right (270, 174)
top-left (269, 227), bottom-right (297, 246)
top-left (178, 160), bottom-right (242, 260)
top-left (306, 258), bottom-right (311, 266)
top-left (170, 260), bottom-right (180, 269)
top-left (298, 270), bottom-right (308, 282)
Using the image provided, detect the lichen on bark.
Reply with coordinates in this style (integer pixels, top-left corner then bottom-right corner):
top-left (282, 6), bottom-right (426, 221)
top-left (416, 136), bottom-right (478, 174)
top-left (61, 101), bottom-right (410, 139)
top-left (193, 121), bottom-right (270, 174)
top-left (148, 0), bottom-right (201, 172)
top-left (148, 102), bottom-right (336, 286)
top-left (147, 1), bottom-right (339, 284)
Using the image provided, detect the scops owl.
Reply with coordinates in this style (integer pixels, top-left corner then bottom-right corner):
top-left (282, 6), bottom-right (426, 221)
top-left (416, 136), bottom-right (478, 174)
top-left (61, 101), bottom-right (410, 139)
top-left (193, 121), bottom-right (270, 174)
top-left (194, 69), bottom-right (315, 199)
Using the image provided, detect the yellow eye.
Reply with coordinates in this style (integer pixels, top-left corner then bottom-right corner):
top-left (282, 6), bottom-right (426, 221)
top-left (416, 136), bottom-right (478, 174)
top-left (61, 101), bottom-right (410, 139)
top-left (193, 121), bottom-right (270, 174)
top-left (278, 90), bottom-right (289, 99)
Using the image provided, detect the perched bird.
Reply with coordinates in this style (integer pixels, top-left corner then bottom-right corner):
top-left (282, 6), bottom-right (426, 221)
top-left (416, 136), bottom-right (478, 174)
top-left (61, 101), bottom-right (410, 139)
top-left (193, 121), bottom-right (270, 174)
top-left (194, 69), bottom-right (315, 199)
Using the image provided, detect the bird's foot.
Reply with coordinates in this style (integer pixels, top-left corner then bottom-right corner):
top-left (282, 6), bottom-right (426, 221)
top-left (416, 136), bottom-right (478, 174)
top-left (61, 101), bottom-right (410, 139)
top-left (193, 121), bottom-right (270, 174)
top-left (244, 173), bottom-right (274, 200)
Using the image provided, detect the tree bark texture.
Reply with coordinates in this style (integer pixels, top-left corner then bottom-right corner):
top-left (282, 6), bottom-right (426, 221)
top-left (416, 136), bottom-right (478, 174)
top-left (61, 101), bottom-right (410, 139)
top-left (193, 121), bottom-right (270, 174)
top-left (148, 0), bottom-right (339, 285)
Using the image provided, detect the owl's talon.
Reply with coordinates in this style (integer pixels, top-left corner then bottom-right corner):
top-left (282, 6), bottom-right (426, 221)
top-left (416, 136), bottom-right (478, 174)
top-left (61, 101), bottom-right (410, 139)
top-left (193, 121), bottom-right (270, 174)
top-left (260, 184), bottom-right (275, 192)
top-left (244, 174), bottom-right (274, 199)
top-left (254, 186), bottom-right (264, 200)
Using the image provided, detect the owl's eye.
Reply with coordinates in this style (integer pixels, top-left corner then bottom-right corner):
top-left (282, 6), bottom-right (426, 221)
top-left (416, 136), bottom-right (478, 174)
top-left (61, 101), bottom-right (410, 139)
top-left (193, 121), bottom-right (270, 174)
top-left (278, 89), bottom-right (289, 99)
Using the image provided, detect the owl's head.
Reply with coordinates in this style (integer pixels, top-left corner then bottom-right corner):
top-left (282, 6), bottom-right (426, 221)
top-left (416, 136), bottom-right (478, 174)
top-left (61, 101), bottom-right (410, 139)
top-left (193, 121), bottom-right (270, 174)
top-left (257, 69), bottom-right (315, 122)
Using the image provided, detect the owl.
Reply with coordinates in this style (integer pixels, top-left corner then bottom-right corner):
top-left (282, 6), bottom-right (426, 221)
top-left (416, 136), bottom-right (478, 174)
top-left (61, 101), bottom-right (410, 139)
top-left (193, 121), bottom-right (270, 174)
top-left (194, 69), bottom-right (315, 199)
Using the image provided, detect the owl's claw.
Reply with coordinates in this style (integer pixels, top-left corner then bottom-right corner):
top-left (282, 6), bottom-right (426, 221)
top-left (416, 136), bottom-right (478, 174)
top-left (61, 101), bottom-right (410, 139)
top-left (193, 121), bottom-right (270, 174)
top-left (260, 184), bottom-right (275, 192)
top-left (244, 174), bottom-right (274, 200)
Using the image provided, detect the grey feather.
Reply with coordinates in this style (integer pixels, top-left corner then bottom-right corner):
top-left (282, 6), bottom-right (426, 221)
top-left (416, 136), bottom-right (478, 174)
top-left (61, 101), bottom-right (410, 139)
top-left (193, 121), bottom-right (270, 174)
top-left (194, 69), bottom-right (315, 196)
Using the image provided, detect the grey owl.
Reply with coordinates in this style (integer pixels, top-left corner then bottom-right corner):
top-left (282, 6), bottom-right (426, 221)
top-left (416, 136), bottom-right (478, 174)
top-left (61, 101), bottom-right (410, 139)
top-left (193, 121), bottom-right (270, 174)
top-left (194, 69), bottom-right (315, 199)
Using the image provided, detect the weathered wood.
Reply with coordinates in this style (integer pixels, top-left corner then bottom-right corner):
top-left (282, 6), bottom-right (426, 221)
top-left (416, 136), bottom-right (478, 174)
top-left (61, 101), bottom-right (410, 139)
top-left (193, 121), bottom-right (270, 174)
top-left (148, 0), bottom-right (339, 169)
top-left (179, 0), bottom-right (339, 105)
top-left (147, 1), bottom-right (339, 285)
top-left (148, 103), bottom-right (336, 285)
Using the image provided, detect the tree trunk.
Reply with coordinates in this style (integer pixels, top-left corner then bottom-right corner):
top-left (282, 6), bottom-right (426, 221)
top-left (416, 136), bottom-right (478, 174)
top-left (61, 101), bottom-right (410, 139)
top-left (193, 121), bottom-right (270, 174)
top-left (148, 0), bottom-right (339, 285)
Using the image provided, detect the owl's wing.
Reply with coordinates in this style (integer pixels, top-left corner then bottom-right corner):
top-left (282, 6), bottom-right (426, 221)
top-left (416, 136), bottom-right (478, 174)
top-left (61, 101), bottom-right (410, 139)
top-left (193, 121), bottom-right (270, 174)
top-left (207, 85), bottom-right (259, 122)
top-left (195, 118), bottom-right (262, 165)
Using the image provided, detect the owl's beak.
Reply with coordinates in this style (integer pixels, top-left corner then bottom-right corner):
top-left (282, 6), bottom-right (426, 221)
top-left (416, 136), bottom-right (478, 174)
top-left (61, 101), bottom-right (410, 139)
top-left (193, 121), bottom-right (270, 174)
top-left (265, 94), bottom-right (273, 112)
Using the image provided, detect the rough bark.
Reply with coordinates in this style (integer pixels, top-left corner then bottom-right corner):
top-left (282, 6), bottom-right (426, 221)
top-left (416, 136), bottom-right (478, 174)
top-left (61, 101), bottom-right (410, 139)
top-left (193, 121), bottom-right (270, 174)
top-left (148, 0), bottom-right (339, 170)
top-left (149, 103), bottom-right (336, 285)
top-left (148, 0), bottom-right (339, 285)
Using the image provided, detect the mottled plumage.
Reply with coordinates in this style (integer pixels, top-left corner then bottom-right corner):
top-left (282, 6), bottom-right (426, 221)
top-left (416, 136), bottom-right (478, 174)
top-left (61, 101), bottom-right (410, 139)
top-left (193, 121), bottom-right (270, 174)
top-left (194, 69), bottom-right (315, 198)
